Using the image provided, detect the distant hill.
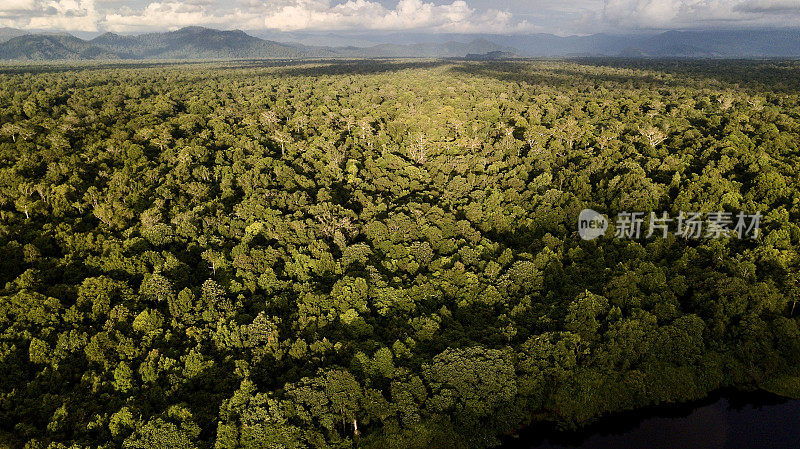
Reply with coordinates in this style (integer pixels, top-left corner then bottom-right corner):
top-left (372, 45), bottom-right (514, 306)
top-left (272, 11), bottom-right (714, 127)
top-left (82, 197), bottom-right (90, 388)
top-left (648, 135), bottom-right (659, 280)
top-left (0, 34), bottom-right (116, 60)
top-left (0, 28), bottom-right (517, 60)
top-left (464, 50), bottom-right (518, 60)
top-left (636, 30), bottom-right (800, 57)
top-left (357, 38), bottom-right (514, 58)
top-left (89, 26), bottom-right (311, 59)
top-left (487, 30), bottom-right (800, 57)
top-left (0, 27), bottom-right (799, 60)
top-left (0, 27), bottom-right (28, 43)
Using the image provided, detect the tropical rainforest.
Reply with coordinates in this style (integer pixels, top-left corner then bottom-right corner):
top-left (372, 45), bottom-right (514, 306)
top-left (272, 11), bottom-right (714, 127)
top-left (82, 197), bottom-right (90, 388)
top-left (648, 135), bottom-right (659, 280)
top-left (1, 59), bottom-right (800, 448)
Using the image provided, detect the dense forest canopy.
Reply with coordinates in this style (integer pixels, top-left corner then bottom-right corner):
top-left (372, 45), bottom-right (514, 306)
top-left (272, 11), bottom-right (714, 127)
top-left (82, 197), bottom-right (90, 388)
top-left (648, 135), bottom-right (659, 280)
top-left (1, 59), bottom-right (800, 448)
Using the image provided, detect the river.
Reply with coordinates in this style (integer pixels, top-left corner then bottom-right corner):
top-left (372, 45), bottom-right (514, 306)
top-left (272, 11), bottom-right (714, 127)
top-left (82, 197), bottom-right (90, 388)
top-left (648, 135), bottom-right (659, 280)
top-left (502, 390), bottom-right (800, 449)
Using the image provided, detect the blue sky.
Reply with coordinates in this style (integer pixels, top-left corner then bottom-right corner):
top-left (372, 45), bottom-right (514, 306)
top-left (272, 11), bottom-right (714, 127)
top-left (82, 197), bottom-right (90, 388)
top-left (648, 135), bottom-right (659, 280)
top-left (1, 0), bottom-right (800, 35)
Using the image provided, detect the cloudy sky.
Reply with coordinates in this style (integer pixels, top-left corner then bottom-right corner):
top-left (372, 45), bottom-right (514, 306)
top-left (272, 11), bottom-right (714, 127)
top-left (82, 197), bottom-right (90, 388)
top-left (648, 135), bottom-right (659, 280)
top-left (1, 0), bottom-right (800, 35)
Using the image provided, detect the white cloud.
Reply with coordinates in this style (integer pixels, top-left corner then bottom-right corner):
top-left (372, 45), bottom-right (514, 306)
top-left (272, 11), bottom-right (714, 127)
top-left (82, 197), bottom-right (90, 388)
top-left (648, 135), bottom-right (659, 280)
top-left (255, 0), bottom-right (536, 33)
top-left (0, 0), bottom-right (100, 31)
top-left (98, 0), bottom-right (538, 34)
top-left (438, 9), bottom-right (540, 33)
top-left (105, 2), bottom-right (216, 31)
top-left (0, 0), bottom-right (39, 13)
top-left (2, 0), bottom-right (800, 35)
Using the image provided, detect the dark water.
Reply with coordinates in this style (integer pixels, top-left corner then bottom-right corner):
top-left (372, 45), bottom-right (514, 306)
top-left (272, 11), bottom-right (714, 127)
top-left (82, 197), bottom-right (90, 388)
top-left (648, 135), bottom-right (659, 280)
top-left (503, 391), bottom-right (800, 449)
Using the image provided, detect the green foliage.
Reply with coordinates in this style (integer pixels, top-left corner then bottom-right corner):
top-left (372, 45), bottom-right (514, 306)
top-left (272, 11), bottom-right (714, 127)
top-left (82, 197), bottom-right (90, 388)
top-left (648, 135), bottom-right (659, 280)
top-left (1, 59), bottom-right (800, 449)
top-left (425, 346), bottom-right (517, 418)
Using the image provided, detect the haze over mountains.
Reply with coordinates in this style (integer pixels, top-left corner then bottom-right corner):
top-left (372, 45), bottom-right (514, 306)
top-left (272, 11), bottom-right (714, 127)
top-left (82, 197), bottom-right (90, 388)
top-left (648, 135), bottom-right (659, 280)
top-left (0, 26), bottom-right (798, 60)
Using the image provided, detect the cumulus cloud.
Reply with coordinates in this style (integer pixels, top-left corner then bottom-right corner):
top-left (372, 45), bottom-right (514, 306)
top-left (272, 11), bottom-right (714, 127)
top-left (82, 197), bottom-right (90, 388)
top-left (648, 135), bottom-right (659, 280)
top-left (0, 0), bottom-right (40, 13)
top-left (104, 2), bottom-right (227, 32)
top-left (2, 0), bottom-right (800, 34)
top-left (0, 0), bottom-right (100, 31)
top-left (0, 0), bottom-right (538, 34)
top-left (255, 0), bottom-right (535, 33)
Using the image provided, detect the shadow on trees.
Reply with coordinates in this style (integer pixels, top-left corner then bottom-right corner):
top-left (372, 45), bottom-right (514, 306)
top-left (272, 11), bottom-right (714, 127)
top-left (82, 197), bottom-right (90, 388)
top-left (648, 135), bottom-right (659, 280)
top-left (447, 59), bottom-right (800, 94)
top-left (0, 59), bottom-right (451, 77)
top-left (265, 59), bottom-right (451, 77)
top-left (575, 58), bottom-right (800, 93)
top-left (448, 60), bottom-right (696, 91)
top-left (3, 58), bottom-right (799, 95)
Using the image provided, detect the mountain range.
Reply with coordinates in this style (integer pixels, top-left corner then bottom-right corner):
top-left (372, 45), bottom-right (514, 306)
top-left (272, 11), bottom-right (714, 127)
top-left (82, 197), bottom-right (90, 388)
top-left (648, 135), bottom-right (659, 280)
top-left (0, 26), bottom-right (798, 60)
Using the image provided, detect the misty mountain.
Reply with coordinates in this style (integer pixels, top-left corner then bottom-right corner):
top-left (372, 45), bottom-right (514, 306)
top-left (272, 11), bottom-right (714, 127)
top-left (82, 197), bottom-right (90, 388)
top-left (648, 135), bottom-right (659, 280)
top-left (0, 27), bottom-right (517, 60)
top-left (270, 29), bottom-right (800, 58)
top-left (329, 38), bottom-right (514, 58)
top-left (0, 34), bottom-right (117, 60)
top-left (637, 30), bottom-right (800, 57)
top-left (0, 27), bottom-right (28, 43)
top-left (490, 30), bottom-right (800, 57)
top-left (89, 26), bottom-right (310, 59)
top-left (0, 27), bottom-right (799, 60)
